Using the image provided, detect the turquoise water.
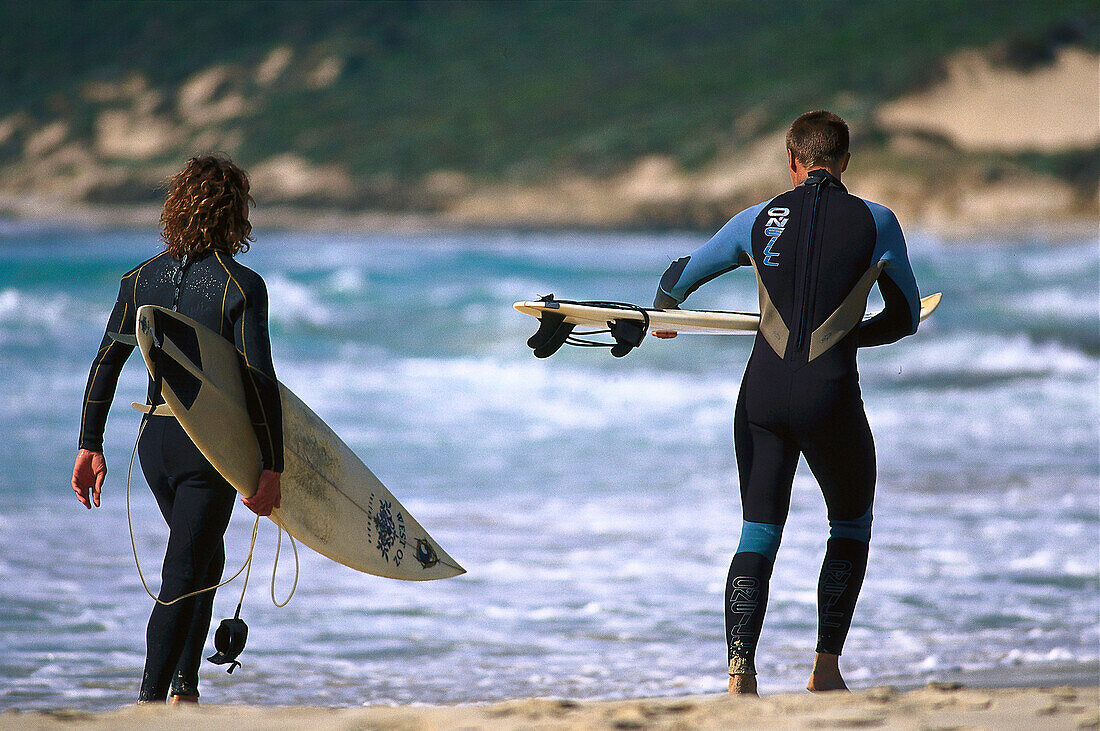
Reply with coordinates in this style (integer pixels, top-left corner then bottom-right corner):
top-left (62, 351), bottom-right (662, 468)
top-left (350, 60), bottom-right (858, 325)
top-left (0, 226), bottom-right (1096, 709)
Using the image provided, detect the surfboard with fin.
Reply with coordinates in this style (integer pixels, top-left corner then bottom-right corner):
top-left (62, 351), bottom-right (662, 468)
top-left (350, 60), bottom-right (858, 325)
top-left (133, 304), bottom-right (465, 581)
top-left (514, 292), bottom-right (941, 335)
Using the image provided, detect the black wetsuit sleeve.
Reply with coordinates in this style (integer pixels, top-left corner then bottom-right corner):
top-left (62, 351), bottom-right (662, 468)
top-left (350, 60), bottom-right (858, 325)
top-left (859, 274), bottom-right (915, 347)
top-left (78, 275), bottom-right (137, 452)
top-left (233, 276), bottom-right (284, 473)
top-left (858, 201), bottom-right (920, 347)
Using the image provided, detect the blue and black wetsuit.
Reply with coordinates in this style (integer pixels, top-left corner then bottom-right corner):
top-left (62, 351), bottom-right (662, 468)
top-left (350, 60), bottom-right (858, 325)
top-left (79, 248), bottom-right (282, 701)
top-left (655, 169), bottom-right (920, 675)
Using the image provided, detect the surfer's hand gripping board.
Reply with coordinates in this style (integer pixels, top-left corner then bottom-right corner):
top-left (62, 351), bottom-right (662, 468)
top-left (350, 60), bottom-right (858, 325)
top-left (242, 469), bottom-right (281, 517)
top-left (515, 293), bottom-right (942, 354)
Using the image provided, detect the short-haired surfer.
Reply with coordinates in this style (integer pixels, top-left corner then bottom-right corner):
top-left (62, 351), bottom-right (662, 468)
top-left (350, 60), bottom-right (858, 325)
top-left (653, 111), bottom-right (921, 695)
top-left (71, 154), bottom-right (284, 704)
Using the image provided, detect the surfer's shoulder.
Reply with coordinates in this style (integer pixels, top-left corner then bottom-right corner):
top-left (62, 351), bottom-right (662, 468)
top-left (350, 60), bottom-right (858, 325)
top-left (213, 252), bottom-right (268, 298)
top-left (858, 198), bottom-right (902, 230)
top-left (121, 250), bottom-right (172, 281)
top-left (736, 198), bottom-right (776, 223)
top-left (711, 198), bottom-right (780, 247)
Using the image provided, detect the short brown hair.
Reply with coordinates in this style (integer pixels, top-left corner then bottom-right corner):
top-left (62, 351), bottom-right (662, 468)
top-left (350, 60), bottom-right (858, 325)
top-left (160, 154), bottom-right (254, 259)
top-left (786, 111), bottom-right (849, 167)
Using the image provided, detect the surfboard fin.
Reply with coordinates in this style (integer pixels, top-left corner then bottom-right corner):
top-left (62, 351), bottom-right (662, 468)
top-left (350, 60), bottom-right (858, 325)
top-left (526, 298), bottom-right (576, 358)
top-left (107, 330), bottom-right (138, 346)
top-left (608, 318), bottom-right (646, 357)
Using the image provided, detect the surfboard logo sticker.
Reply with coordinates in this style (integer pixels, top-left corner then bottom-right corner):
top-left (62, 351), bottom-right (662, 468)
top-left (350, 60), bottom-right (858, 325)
top-left (415, 539), bottom-right (439, 569)
top-left (372, 497), bottom-right (407, 566)
top-left (373, 499), bottom-right (397, 556)
top-left (139, 312), bottom-right (153, 338)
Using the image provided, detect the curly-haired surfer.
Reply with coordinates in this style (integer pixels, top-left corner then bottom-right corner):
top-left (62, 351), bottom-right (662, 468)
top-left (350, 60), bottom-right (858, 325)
top-left (72, 154), bottom-right (283, 704)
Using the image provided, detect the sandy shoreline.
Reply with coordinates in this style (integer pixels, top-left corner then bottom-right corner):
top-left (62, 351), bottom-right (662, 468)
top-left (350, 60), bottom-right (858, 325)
top-left (3, 684), bottom-right (1096, 729)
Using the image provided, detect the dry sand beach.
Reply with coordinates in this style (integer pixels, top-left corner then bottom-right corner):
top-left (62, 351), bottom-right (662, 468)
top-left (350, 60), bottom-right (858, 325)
top-left (2, 685), bottom-right (1096, 730)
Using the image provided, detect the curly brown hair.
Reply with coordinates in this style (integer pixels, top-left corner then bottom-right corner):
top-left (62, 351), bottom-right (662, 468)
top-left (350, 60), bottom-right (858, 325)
top-left (160, 154), bottom-right (254, 259)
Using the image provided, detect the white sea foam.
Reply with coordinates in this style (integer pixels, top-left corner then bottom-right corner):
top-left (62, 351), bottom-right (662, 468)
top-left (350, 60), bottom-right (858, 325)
top-left (1018, 285), bottom-right (1100, 320)
top-left (1015, 242), bottom-right (1100, 278)
top-left (266, 274), bottom-right (334, 327)
top-left (863, 330), bottom-right (1096, 383)
top-left (325, 267), bottom-right (366, 293)
top-left (0, 288), bottom-right (86, 329)
top-left (1002, 647), bottom-right (1087, 665)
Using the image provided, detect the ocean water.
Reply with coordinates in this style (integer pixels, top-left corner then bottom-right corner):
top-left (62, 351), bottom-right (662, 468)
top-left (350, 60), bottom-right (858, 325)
top-left (0, 227), bottom-right (1096, 710)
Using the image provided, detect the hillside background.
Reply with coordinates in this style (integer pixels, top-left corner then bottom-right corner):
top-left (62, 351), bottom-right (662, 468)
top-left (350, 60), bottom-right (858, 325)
top-left (0, 0), bottom-right (1096, 232)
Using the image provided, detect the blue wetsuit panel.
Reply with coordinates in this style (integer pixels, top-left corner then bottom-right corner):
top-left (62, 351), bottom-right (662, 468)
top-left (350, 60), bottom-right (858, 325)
top-left (736, 520), bottom-right (785, 562)
top-left (828, 505), bottom-right (873, 543)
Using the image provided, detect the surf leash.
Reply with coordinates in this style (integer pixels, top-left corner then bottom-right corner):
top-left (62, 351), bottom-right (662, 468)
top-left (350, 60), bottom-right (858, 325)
top-left (125, 418), bottom-right (299, 610)
top-left (526, 294), bottom-right (649, 358)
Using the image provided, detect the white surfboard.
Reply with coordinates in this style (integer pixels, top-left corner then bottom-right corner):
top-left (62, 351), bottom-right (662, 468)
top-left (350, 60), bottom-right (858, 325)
top-left (514, 292), bottom-right (942, 335)
top-left (134, 305), bottom-right (464, 581)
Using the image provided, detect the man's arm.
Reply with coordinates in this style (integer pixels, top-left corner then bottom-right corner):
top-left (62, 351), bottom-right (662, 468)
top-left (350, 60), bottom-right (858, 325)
top-left (653, 201), bottom-right (766, 309)
top-left (859, 202), bottom-right (920, 347)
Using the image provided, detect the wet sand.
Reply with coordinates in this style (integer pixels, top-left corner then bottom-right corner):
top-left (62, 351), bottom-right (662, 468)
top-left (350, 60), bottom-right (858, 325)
top-left (3, 684), bottom-right (1096, 730)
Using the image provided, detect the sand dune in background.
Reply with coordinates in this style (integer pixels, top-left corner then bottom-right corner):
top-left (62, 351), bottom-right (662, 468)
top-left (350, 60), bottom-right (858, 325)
top-left (877, 47), bottom-right (1100, 153)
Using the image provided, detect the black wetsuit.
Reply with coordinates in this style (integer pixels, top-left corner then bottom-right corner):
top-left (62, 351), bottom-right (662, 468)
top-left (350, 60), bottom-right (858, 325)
top-left (79, 248), bottom-right (282, 701)
top-left (655, 169), bottom-right (920, 675)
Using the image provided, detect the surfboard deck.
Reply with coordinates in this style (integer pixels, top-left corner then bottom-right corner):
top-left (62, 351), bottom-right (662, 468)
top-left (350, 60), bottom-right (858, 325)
top-left (514, 292), bottom-right (942, 335)
top-left (134, 305), bottom-right (464, 581)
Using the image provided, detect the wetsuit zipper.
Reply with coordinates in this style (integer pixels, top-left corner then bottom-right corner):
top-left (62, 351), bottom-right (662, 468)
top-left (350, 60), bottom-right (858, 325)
top-left (154, 255), bottom-right (192, 411)
top-left (171, 255), bottom-right (191, 312)
top-left (795, 179), bottom-right (826, 352)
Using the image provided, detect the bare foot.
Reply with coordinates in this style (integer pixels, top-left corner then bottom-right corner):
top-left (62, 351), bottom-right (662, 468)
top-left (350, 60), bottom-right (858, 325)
top-left (807, 652), bottom-right (849, 692)
top-left (729, 673), bottom-right (759, 696)
top-left (168, 694), bottom-right (199, 706)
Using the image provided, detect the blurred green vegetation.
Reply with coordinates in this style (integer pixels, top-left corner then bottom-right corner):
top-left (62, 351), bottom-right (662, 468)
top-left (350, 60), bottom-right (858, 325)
top-left (0, 0), bottom-right (1096, 183)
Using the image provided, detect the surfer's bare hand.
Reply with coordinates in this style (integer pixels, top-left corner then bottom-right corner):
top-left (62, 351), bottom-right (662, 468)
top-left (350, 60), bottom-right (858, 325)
top-left (72, 449), bottom-right (106, 509)
top-left (243, 470), bottom-right (281, 516)
top-left (653, 331), bottom-right (678, 339)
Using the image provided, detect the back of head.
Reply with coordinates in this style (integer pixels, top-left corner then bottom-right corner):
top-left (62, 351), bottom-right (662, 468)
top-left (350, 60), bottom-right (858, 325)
top-left (786, 111), bottom-right (849, 168)
top-left (161, 154), bottom-right (254, 260)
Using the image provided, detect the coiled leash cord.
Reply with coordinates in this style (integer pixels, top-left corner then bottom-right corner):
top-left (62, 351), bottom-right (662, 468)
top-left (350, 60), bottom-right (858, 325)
top-left (126, 418), bottom-right (299, 610)
top-left (562, 300), bottom-right (651, 349)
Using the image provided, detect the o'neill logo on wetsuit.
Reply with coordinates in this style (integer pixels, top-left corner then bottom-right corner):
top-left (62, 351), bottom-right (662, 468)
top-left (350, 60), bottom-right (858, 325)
top-left (819, 559), bottom-right (853, 628)
top-left (728, 576), bottom-right (760, 637)
top-left (762, 207), bottom-right (789, 267)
